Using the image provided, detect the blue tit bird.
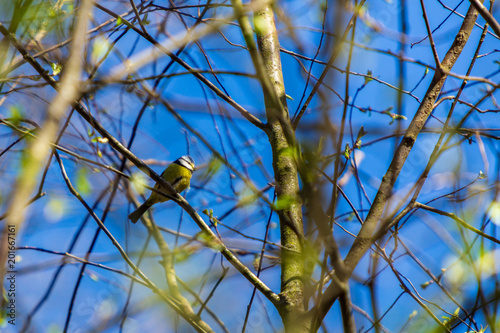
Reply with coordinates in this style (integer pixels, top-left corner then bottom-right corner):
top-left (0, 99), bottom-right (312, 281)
top-left (128, 155), bottom-right (195, 223)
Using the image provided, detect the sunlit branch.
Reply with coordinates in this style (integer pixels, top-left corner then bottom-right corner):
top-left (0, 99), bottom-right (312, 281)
top-left (0, 19), bottom-right (280, 307)
top-left (469, 0), bottom-right (500, 37)
top-left (94, 2), bottom-right (267, 130)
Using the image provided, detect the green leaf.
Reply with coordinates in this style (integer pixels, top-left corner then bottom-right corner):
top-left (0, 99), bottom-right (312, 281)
top-left (253, 15), bottom-right (270, 35)
top-left (47, 323), bottom-right (62, 333)
top-left (199, 156), bottom-right (222, 181)
top-left (320, 0), bottom-right (327, 11)
top-left (253, 255), bottom-right (260, 270)
top-left (356, 126), bottom-right (367, 141)
top-left (364, 70), bottom-right (373, 85)
top-left (174, 247), bottom-right (195, 263)
top-left (272, 195), bottom-right (297, 211)
top-left (76, 167), bottom-right (92, 196)
top-left (116, 16), bottom-right (123, 26)
top-left (343, 143), bottom-right (351, 159)
top-left (89, 272), bottom-right (99, 282)
top-left (197, 232), bottom-right (212, 244)
top-left (383, 107), bottom-right (406, 124)
top-left (196, 232), bottom-right (223, 252)
top-left (238, 192), bottom-right (258, 208)
top-left (130, 172), bottom-right (148, 195)
top-left (355, 126), bottom-right (367, 149)
top-left (66, 1), bottom-right (74, 12)
top-left (46, 198), bottom-right (66, 222)
top-left (420, 280), bottom-right (432, 289)
top-left (9, 105), bottom-right (24, 127)
top-left (202, 208), bottom-right (219, 226)
top-left (50, 62), bottom-right (62, 76)
top-left (91, 36), bottom-right (111, 65)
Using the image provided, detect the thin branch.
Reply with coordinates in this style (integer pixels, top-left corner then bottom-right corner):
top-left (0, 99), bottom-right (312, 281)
top-left (292, 1), bottom-right (366, 129)
top-left (94, 2), bottom-right (267, 130)
top-left (128, 192), bottom-right (214, 332)
top-left (54, 151), bottom-right (214, 333)
top-left (0, 24), bottom-right (280, 305)
top-left (470, 0), bottom-right (500, 37)
top-left (17, 246), bottom-right (148, 285)
top-left (306, 3), bottom-right (482, 329)
top-left (414, 202), bottom-right (500, 245)
top-left (0, 0), bottom-right (93, 282)
top-left (419, 0), bottom-right (442, 70)
top-left (339, 284), bottom-right (356, 333)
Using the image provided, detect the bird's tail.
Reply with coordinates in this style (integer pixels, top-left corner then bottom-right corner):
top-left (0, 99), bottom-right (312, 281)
top-left (128, 202), bottom-right (152, 223)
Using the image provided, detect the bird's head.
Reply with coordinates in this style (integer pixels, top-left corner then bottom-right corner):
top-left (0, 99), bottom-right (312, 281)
top-left (176, 155), bottom-right (195, 172)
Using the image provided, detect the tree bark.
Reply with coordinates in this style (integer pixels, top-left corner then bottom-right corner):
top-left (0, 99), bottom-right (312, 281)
top-left (253, 4), bottom-right (306, 331)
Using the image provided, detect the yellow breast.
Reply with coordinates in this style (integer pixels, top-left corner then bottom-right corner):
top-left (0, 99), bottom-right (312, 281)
top-left (147, 163), bottom-right (193, 204)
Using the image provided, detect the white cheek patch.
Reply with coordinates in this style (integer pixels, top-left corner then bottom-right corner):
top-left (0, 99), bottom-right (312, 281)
top-left (178, 156), bottom-right (194, 171)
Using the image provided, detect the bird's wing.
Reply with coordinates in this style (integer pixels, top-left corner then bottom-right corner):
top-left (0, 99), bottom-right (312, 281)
top-left (170, 176), bottom-right (183, 190)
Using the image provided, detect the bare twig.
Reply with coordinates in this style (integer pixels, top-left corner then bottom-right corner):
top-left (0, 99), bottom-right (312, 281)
top-left (470, 0), bottom-right (500, 37)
